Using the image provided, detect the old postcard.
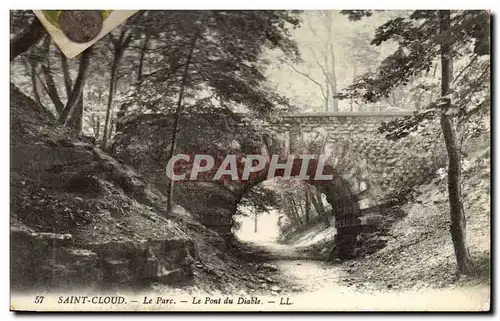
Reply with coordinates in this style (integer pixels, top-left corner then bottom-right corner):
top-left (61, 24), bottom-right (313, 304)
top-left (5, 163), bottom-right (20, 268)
top-left (10, 9), bottom-right (491, 312)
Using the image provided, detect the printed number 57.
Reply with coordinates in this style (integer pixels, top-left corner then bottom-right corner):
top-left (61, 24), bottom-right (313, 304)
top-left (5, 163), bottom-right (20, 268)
top-left (34, 296), bottom-right (44, 304)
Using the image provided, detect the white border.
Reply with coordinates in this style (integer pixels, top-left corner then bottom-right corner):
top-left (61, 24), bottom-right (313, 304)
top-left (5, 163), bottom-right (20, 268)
top-left (5, 1), bottom-right (499, 10)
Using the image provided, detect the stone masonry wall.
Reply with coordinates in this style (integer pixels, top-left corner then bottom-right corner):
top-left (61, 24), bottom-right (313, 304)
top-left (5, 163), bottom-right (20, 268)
top-left (262, 111), bottom-right (446, 209)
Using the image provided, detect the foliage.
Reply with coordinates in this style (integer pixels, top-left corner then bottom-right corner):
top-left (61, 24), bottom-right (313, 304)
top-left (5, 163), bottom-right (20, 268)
top-left (340, 10), bottom-right (373, 21)
top-left (237, 185), bottom-right (279, 217)
top-left (289, 11), bottom-right (342, 112)
top-left (113, 108), bottom-right (266, 166)
top-left (339, 9), bottom-right (489, 274)
top-left (119, 10), bottom-right (301, 125)
top-left (340, 10), bottom-right (490, 142)
top-left (10, 10), bottom-right (37, 37)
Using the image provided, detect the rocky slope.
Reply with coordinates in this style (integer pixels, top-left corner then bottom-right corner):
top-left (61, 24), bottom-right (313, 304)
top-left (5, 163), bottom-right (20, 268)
top-left (280, 125), bottom-right (490, 291)
top-left (340, 133), bottom-right (490, 291)
top-left (10, 84), bottom-right (277, 294)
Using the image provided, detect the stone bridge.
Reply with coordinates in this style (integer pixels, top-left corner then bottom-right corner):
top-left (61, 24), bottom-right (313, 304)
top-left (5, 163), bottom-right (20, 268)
top-left (250, 111), bottom-right (444, 209)
top-left (115, 111), bottom-right (446, 259)
top-left (231, 111), bottom-right (445, 257)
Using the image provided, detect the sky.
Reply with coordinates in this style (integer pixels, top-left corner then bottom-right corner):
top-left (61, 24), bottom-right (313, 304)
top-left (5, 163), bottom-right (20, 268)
top-left (265, 10), bottom-right (403, 112)
top-left (234, 208), bottom-right (282, 243)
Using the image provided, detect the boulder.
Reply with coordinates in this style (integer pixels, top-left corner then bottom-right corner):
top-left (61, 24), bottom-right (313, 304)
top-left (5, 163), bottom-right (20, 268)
top-left (11, 222), bottom-right (103, 290)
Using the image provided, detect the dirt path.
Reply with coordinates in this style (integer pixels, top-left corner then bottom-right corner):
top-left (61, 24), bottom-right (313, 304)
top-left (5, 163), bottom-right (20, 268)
top-left (241, 241), bottom-right (321, 260)
top-left (251, 242), bottom-right (490, 311)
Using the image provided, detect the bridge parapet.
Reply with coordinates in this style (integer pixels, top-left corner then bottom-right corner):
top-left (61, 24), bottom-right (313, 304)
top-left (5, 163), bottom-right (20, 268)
top-left (250, 111), bottom-right (446, 208)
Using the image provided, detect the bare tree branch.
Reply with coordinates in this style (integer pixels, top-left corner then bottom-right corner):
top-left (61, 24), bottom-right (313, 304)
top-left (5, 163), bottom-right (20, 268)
top-left (452, 53), bottom-right (479, 86)
top-left (306, 13), bottom-right (326, 46)
top-left (308, 45), bottom-right (332, 86)
top-left (34, 70), bottom-right (50, 96)
top-left (59, 50), bottom-right (72, 97)
top-left (288, 63), bottom-right (327, 100)
top-left (60, 48), bottom-right (93, 125)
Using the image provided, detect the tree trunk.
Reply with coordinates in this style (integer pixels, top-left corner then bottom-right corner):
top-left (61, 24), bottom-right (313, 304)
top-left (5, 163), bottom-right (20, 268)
top-left (91, 114), bottom-right (101, 139)
top-left (254, 212), bottom-right (258, 233)
top-left (304, 189), bottom-right (311, 224)
top-left (353, 64), bottom-right (357, 80)
top-left (439, 10), bottom-right (474, 275)
top-left (29, 60), bottom-right (41, 105)
top-left (165, 27), bottom-right (202, 216)
top-left (102, 31), bottom-right (133, 143)
top-left (290, 198), bottom-right (303, 226)
top-left (59, 51), bottom-right (73, 97)
top-left (62, 50), bottom-right (83, 133)
top-left (101, 29), bottom-right (134, 149)
top-left (281, 197), bottom-right (299, 229)
top-left (329, 42), bottom-right (339, 112)
top-left (68, 97), bottom-right (84, 133)
top-left (309, 192), bottom-right (324, 215)
top-left (316, 190), bottom-right (326, 214)
top-left (10, 18), bottom-right (45, 61)
top-left (428, 64), bottom-right (439, 105)
top-left (115, 103), bottom-right (128, 132)
top-left (101, 51), bottom-right (121, 149)
top-left (60, 48), bottom-right (92, 126)
top-left (308, 185), bottom-right (329, 225)
top-left (321, 12), bottom-right (338, 112)
top-left (109, 107), bottom-right (115, 141)
top-left (351, 64), bottom-right (357, 111)
top-left (41, 63), bottom-right (65, 114)
top-left (137, 33), bottom-right (150, 82)
top-left (324, 85), bottom-right (330, 112)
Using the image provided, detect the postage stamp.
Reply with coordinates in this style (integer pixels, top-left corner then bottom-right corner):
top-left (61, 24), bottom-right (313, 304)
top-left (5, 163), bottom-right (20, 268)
top-left (33, 10), bottom-right (138, 58)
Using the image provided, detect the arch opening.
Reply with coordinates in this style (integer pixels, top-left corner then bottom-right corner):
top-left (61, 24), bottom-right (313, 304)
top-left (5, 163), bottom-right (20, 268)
top-left (231, 161), bottom-right (362, 260)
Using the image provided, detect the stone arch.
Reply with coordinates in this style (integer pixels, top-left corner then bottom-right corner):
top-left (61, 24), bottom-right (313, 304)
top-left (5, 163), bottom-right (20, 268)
top-left (233, 158), bottom-right (362, 259)
top-left (112, 111), bottom-right (444, 260)
top-left (267, 112), bottom-right (445, 208)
